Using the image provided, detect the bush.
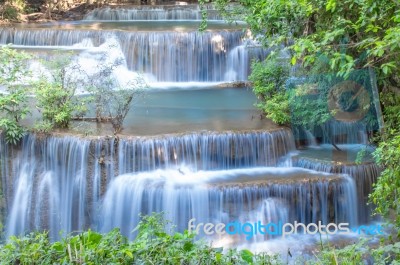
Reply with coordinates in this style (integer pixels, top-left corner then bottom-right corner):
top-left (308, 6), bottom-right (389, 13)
top-left (0, 213), bottom-right (282, 264)
top-left (0, 47), bottom-right (31, 144)
top-left (34, 55), bottom-right (89, 129)
top-left (1, 213), bottom-right (399, 264)
top-left (249, 58), bottom-right (291, 125)
top-left (0, 5), bottom-right (18, 20)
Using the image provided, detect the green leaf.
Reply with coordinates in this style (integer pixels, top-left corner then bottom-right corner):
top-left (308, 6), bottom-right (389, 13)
top-left (240, 249), bottom-right (254, 263)
top-left (125, 250), bottom-right (133, 259)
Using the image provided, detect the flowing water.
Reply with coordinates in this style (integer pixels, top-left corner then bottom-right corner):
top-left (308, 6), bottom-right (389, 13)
top-left (0, 23), bottom-right (264, 83)
top-left (0, 4), bottom-right (379, 258)
top-left (83, 5), bottom-right (223, 20)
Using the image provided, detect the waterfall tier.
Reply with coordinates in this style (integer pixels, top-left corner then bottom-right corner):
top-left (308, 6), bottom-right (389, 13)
top-left (84, 5), bottom-right (223, 21)
top-left (1, 130), bottom-right (295, 238)
top-left (117, 129), bottom-right (295, 172)
top-left (101, 168), bottom-right (357, 240)
top-left (0, 28), bottom-right (265, 82)
top-left (0, 130), bottom-right (362, 243)
top-left (293, 156), bottom-right (380, 223)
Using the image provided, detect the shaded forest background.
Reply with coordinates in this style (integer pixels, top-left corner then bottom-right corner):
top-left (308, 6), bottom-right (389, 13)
top-left (0, 0), bottom-right (198, 21)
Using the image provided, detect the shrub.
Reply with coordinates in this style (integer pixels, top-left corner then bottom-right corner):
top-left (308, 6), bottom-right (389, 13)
top-left (87, 57), bottom-right (146, 135)
top-left (0, 213), bottom-right (282, 264)
top-left (34, 55), bottom-right (89, 129)
top-left (249, 58), bottom-right (291, 125)
top-left (0, 46), bottom-right (31, 144)
top-left (0, 5), bottom-right (18, 20)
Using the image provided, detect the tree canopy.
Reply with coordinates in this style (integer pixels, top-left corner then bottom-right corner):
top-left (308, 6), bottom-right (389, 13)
top-left (203, 0), bottom-right (400, 90)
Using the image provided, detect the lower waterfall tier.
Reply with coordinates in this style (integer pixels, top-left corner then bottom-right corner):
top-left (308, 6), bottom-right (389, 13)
top-left (0, 131), bottom-right (377, 247)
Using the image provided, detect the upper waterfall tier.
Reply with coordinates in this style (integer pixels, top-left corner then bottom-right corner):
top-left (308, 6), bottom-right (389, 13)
top-left (0, 27), bottom-right (266, 82)
top-left (84, 5), bottom-right (224, 21)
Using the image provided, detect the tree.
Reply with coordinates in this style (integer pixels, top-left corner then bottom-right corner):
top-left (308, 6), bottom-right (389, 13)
top-left (204, 0), bottom-right (400, 89)
top-left (88, 61), bottom-right (146, 135)
top-left (0, 46), bottom-right (31, 144)
top-left (34, 54), bottom-right (89, 130)
top-left (86, 42), bottom-right (146, 135)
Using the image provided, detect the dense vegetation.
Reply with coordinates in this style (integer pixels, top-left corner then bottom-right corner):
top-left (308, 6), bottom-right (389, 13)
top-left (0, 214), bottom-right (281, 265)
top-left (0, 213), bottom-right (399, 264)
top-left (0, 0), bottom-right (109, 21)
top-left (0, 0), bottom-right (175, 22)
top-left (201, 0), bottom-right (400, 234)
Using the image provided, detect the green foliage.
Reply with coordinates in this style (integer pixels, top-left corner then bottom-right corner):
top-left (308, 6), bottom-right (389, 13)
top-left (206, 0), bottom-right (400, 88)
top-left (0, 0), bottom-right (28, 21)
top-left (0, 46), bottom-right (30, 144)
top-left (35, 80), bottom-right (75, 128)
top-left (379, 92), bottom-right (400, 133)
top-left (0, 119), bottom-right (24, 145)
top-left (1, 233), bottom-right (53, 264)
top-left (372, 133), bottom-right (400, 229)
top-left (287, 81), bottom-right (331, 130)
top-left (34, 55), bottom-right (89, 129)
top-left (369, 91), bottom-right (400, 230)
top-left (249, 58), bottom-right (290, 125)
top-left (306, 237), bottom-right (400, 265)
top-left (32, 120), bottom-right (54, 134)
top-left (0, 4), bottom-right (18, 20)
top-left (1, 213), bottom-right (399, 264)
top-left (0, 213), bottom-right (282, 264)
top-left (249, 57), bottom-right (333, 133)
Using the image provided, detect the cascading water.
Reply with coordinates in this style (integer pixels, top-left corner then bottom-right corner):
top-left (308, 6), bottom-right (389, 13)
top-left (0, 27), bottom-right (267, 83)
top-left (101, 167), bottom-right (358, 242)
top-left (2, 131), bottom-right (296, 238)
top-left (4, 135), bottom-right (90, 239)
top-left (84, 5), bottom-right (223, 20)
top-left (1, 131), bottom-right (362, 244)
top-left (293, 156), bottom-right (380, 223)
top-left (117, 130), bottom-right (295, 173)
top-left (0, 4), bottom-right (379, 256)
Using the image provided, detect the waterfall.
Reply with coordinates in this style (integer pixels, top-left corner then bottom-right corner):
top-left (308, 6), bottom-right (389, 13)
top-left (293, 157), bottom-right (380, 223)
top-left (117, 130), bottom-right (296, 173)
top-left (305, 130), bottom-right (318, 147)
top-left (101, 167), bottom-right (358, 240)
top-left (296, 120), bottom-right (370, 145)
top-left (224, 45), bottom-right (267, 82)
top-left (1, 129), bottom-right (362, 242)
top-left (322, 120), bottom-right (369, 144)
top-left (4, 135), bottom-right (91, 239)
top-left (84, 5), bottom-right (223, 21)
top-left (0, 28), bottom-right (265, 82)
top-left (0, 5), bottom-right (378, 253)
top-left (2, 130), bottom-right (294, 238)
